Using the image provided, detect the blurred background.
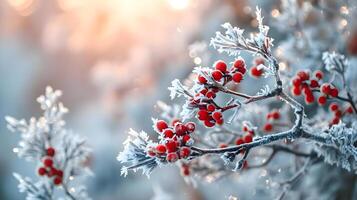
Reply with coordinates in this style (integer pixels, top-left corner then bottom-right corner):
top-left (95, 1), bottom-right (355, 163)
top-left (1, 0), bottom-right (356, 199)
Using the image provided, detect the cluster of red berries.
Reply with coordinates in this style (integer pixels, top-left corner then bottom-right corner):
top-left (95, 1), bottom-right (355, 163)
top-left (193, 59), bottom-right (249, 127)
top-left (250, 58), bottom-right (265, 78)
top-left (234, 125), bottom-right (255, 146)
top-left (37, 147), bottom-right (63, 185)
top-left (291, 70), bottom-right (341, 105)
top-left (329, 103), bottom-right (354, 125)
top-left (148, 120), bottom-right (195, 163)
top-left (263, 109), bottom-right (280, 132)
top-left (198, 59), bottom-right (247, 85)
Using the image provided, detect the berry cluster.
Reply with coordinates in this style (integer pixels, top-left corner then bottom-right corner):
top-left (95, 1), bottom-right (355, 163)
top-left (250, 58), bottom-right (265, 78)
top-left (291, 70), bottom-right (323, 104)
top-left (329, 103), bottom-right (354, 125)
top-left (234, 124), bottom-right (255, 146)
top-left (37, 147), bottom-right (63, 185)
top-left (192, 59), bottom-right (248, 127)
top-left (147, 120), bottom-right (195, 162)
top-left (318, 83), bottom-right (339, 105)
top-left (263, 109), bottom-right (281, 132)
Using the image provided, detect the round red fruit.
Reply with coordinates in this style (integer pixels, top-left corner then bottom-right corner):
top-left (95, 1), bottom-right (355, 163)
top-left (46, 147), bottom-right (55, 157)
top-left (243, 134), bottom-right (253, 143)
top-left (156, 120), bottom-right (168, 132)
top-left (318, 95), bottom-right (327, 105)
top-left (207, 104), bottom-right (216, 112)
top-left (346, 106), bottom-right (354, 114)
top-left (165, 140), bottom-right (178, 153)
top-left (206, 91), bottom-right (216, 99)
top-left (38, 167), bottom-right (47, 176)
top-left (175, 123), bottom-right (187, 136)
top-left (216, 118), bottom-right (224, 125)
top-left (232, 72), bottom-right (243, 83)
top-left (171, 119), bottom-right (181, 126)
top-left (310, 79), bottom-right (319, 88)
top-left (212, 70), bottom-right (223, 81)
top-left (292, 86), bottom-right (301, 96)
top-left (250, 66), bottom-right (263, 77)
top-left (297, 71), bottom-right (310, 81)
top-left (43, 158), bottom-right (53, 167)
top-left (197, 110), bottom-right (209, 121)
top-left (264, 123), bottom-right (273, 132)
top-left (185, 122), bottom-right (196, 133)
top-left (53, 177), bottom-right (62, 185)
top-left (235, 138), bottom-right (244, 145)
top-left (215, 60), bottom-right (227, 73)
top-left (320, 83), bottom-right (331, 95)
top-left (330, 88), bottom-right (339, 98)
top-left (212, 111), bottom-right (223, 121)
top-left (179, 147), bottom-right (191, 158)
top-left (292, 77), bottom-right (302, 87)
top-left (181, 165), bottom-right (190, 176)
top-left (163, 129), bottom-right (174, 138)
top-left (329, 103), bottom-right (339, 111)
top-left (182, 135), bottom-right (192, 145)
top-left (156, 144), bottom-right (167, 154)
top-left (314, 70), bottom-right (324, 80)
top-left (166, 153), bottom-right (178, 162)
top-left (305, 94), bottom-right (315, 104)
top-left (198, 75), bottom-right (207, 84)
top-left (271, 111), bottom-right (280, 120)
top-left (204, 120), bottom-right (215, 127)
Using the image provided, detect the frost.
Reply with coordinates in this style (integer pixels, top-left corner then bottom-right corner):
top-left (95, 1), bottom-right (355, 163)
top-left (314, 123), bottom-right (357, 172)
top-left (5, 87), bottom-right (91, 200)
top-left (168, 79), bottom-right (191, 100)
top-left (322, 51), bottom-right (348, 75)
top-left (117, 129), bottom-right (159, 177)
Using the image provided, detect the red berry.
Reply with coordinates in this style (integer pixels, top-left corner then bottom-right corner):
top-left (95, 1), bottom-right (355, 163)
top-left (204, 120), bottom-right (215, 127)
top-left (48, 167), bottom-right (57, 177)
top-left (179, 147), bottom-right (191, 158)
top-left (235, 138), bottom-right (244, 145)
top-left (156, 120), bottom-right (168, 132)
top-left (182, 135), bottom-right (192, 144)
top-left (346, 106), bottom-right (354, 114)
top-left (330, 88), bottom-right (339, 98)
top-left (264, 123), bottom-right (273, 132)
top-left (232, 72), bottom-right (244, 83)
top-left (165, 140), bottom-right (178, 153)
top-left (335, 110), bottom-right (342, 118)
top-left (305, 94), bottom-right (315, 104)
top-left (314, 70), bottom-right (324, 80)
top-left (291, 86), bottom-right (301, 96)
top-left (271, 111), bottom-right (280, 120)
top-left (207, 104), bottom-right (216, 112)
top-left (242, 126), bottom-right (249, 132)
top-left (171, 119), bottom-right (181, 126)
top-left (292, 77), bottom-right (302, 87)
top-left (46, 147), bottom-right (55, 157)
top-left (243, 134), bottom-right (253, 143)
top-left (43, 158), bottom-right (53, 167)
top-left (163, 129), bottom-right (174, 138)
top-left (197, 110), bottom-right (209, 121)
top-left (211, 70), bottom-right (223, 81)
top-left (38, 167), bottom-right (47, 176)
top-left (234, 58), bottom-right (245, 69)
top-left (215, 60), bottom-right (227, 73)
top-left (310, 79), bottom-right (319, 88)
top-left (53, 177), bottom-right (62, 185)
top-left (166, 153), bottom-right (178, 162)
top-left (206, 91), bottom-right (216, 99)
top-left (175, 123), bottom-right (187, 136)
top-left (198, 75), bottom-right (207, 84)
top-left (215, 118), bottom-right (224, 125)
top-left (329, 103), bottom-right (339, 111)
top-left (147, 149), bottom-right (156, 157)
top-left (56, 170), bottom-right (63, 177)
top-left (212, 111), bottom-right (223, 121)
top-left (250, 66), bottom-right (263, 77)
top-left (297, 71), bottom-right (310, 81)
top-left (320, 83), bottom-right (331, 95)
top-left (219, 143), bottom-right (228, 148)
top-left (318, 95), bottom-right (327, 105)
top-left (200, 88), bottom-right (208, 95)
top-left (156, 144), bottom-right (167, 154)
top-left (185, 122), bottom-right (196, 133)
